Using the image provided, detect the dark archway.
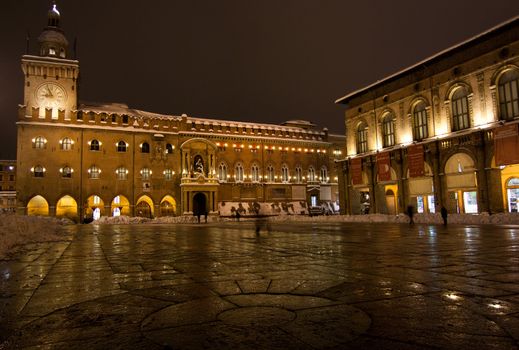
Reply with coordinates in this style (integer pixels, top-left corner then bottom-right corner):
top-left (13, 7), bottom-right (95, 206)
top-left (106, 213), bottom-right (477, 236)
top-left (193, 192), bottom-right (207, 217)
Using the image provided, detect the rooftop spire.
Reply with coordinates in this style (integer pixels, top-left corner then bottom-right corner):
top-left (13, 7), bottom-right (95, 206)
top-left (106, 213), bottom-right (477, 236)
top-left (47, 1), bottom-right (61, 27)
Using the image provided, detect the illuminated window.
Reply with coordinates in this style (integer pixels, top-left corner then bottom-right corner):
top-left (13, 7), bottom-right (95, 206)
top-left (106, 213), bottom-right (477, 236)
top-left (412, 102), bottom-right (428, 141)
top-left (33, 165), bottom-right (44, 177)
top-left (33, 136), bottom-right (46, 149)
top-left (281, 164), bottom-right (289, 183)
top-left (88, 165), bottom-right (100, 179)
top-left (140, 168), bottom-right (151, 180)
top-left (141, 142), bottom-right (150, 153)
top-left (320, 166), bottom-right (328, 183)
top-left (294, 167), bottom-right (302, 183)
top-left (308, 166), bottom-right (316, 182)
top-left (90, 139), bottom-right (100, 151)
top-left (61, 166), bottom-right (72, 178)
top-left (164, 169), bottom-right (174, 180)
top-left (382, 113), bottom-right (395, 147)
top-left (115, 167), bottom-right (128, 180)
top-left (498, 69), bottom-right (519, 121)
top-left (451, 87), bottom-right (470, 131)
top-left (235, 163), bottom-right (244, 182)
top-left (251, 164), bottom-right (260, 182)
top-left (61, 137), bottom-right (73, 151)
top-left (356, 122), bottom-right (368, 154)
top-left (117, 141), bottom-right (127, 152)
top-left (267, 165), bottom-right (275, 182)
top-left (218, 163), bottom-right (228, 182)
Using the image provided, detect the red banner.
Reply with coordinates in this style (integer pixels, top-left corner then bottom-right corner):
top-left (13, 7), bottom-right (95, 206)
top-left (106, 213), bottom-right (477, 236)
top-left (377, 152), bottom-right (391, 181)
top-left (350, 158), bottom-right (363, 185)
top-left (408, 144), bottom-right (424, 178)
top-left (495, 125), bottom-right (519, 166)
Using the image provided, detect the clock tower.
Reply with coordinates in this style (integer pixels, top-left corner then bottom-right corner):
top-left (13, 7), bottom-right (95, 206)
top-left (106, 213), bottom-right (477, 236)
top-left (21, 1), bottom-right (78, 120)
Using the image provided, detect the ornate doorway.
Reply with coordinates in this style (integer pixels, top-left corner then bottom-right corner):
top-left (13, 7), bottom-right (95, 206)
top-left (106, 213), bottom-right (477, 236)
top-left (193, 192), bottom-right (207, 217)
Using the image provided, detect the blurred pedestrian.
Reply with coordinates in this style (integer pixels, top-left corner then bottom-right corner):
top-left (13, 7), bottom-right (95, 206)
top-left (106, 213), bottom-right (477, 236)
top-left (441, 206), bottom-right (448, 226)
top-left (407, 205), bottom-right (414, 225)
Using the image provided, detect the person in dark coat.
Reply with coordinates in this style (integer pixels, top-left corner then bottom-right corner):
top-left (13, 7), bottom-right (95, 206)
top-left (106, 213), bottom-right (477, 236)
top-left (407, 205), bottom-right (414, 225)
top-left (441, 206), bottom-right (448, 226)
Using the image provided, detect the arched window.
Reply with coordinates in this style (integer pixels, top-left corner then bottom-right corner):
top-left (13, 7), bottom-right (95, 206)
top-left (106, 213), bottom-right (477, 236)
top-left (33, 165), bottom-right (45, 177)
top-left (90, 139), bottom-right (100, 151)
top-left (88, 165), bottom-right (101, 179)
top-left (251, 164), bottom-right (260, 182)
top-left (320, 166), bottom-right (328, 183)
top-left (166, 144), bottom-right (173, 154)
top-left (294, 166), bottom-right (302, 183)
top-left (308, 166), bottom-right (316, 182)
top-left (60, 137), bottom-right (73, 151)
top-left (267, 165), bottom-right (275, 182)
top-left (356, 122), bottom-right (368, 154)
top-left (382, 114), bottom-right (395, 147)
top-left (281, 164), bottom-right (289, 183)
top-left (117, 141), bottom-right (127, 152)
top-left (33, 136), bottom-right (46, 149)
top-left (140, 168), bottom-right (151, 180)
top-left (235, 163), bottom-right (244, 182)
top-left (498, 69), bottom-right (519, 120)
top-left (218, 162), bottom-right (227, 182)
top-left (141, 142), bottom-right (150, 153)
top-left (115, 167), bottom-right (128, 180)
top-left (61, 166), bottom-right (72, 178)
top-left (163, 169), bottom-right (174, 180)
top-left (412, 101), bottom-right (428, 141)
top-left (451, 87), bottom-right (470, 131)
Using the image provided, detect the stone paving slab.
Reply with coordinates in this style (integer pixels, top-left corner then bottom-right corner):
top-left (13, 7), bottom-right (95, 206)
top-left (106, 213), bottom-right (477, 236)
top-left (0, 222), bottom-right (519, 349)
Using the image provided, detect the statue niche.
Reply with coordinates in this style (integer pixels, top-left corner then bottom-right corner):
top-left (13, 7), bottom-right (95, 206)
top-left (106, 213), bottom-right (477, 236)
top-left (193, 155), bottom-right (205, 177)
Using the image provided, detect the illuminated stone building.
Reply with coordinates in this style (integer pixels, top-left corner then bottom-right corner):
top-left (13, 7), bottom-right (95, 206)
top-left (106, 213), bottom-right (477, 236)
top-left (16, 4), bottom-right (344, 221)
top-left (0, 160), bottom-right (16, 213)
top-left (336, 16), bottom-right (519, 215)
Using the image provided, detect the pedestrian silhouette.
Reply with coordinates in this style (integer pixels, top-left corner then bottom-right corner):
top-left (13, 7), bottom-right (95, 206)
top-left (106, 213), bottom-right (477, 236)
top-left (441, 206), bottom-right (448, 226)
top-left (407, 205), bottom-right (414, 225)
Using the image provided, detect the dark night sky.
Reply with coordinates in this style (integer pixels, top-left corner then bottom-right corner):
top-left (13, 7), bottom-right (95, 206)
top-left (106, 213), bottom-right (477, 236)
top-left (1, 1), bottom-right (518, 159)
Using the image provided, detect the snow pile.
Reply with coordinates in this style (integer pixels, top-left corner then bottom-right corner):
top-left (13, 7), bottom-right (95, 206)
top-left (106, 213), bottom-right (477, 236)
top-left (0, 214), bottom-right (72, 258)
top-left (93, 215), bottom-right (219, 225)
top-left (218, 201), bottom-right (309, 216)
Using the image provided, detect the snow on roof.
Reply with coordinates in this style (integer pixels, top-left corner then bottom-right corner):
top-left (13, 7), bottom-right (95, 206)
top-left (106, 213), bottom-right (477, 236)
top-left (335, 15), bottom-right (519, 105)
top-left (79, 102), bottom-right (326, 134)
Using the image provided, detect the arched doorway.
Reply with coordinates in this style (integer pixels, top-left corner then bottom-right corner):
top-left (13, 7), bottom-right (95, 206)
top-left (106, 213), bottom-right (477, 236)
top-left (27, 195), bottom-right (49, 216)
top-left (160, 195), bottom-right (176, 216)
top-left (56, 195), bottom-right (78, 220)
top-left (445, 153), bottom-right (478, 213)
top-left (193, 192), bottom-right (207, 218)
top-left (385, 189), bottom-right (396, 215)
top-left (136, 195), bottom-right (154, 218)
top-left (111, 195), bottom-right (130, 216)
top-left (85, 195), bottom-right (104, 221)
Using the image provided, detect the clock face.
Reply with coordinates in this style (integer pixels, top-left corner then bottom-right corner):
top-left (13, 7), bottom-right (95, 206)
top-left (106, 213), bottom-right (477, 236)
top-left (35, 83), bottom-right (67, 108)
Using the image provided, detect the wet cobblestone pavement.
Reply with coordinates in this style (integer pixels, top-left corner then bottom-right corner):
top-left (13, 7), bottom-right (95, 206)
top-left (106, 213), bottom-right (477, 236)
top-left (1, 222), bottom-right (519, 349)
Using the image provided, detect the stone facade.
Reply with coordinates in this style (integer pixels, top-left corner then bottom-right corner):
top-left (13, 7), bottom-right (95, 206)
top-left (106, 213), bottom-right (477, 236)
top-left (0, 160), bottom-right (16, 213)
top-left (336, 17), bottom-right (519, 216)
top-left (15, 4), bottom-right (344, 221)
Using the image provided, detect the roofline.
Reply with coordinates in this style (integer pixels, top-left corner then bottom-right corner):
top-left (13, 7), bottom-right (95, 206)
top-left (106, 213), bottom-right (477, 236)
top-left (335, 15), bottom-right (519, 105)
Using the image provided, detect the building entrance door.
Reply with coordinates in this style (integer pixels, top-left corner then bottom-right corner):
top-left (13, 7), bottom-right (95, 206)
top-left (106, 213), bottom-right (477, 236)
top-left (193, 192), bottom-right (207, 218)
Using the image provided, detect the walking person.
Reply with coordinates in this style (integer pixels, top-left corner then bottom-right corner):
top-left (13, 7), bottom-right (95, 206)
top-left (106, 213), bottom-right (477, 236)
top-left (441, 206), bottom-right (448, 226)
top-left (407, 205), bottom-right (414, 225)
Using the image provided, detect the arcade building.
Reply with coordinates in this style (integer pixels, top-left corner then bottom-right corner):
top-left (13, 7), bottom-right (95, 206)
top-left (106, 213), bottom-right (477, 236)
top-left (336, 16), bottom-right (519, 215)
top-left (16, 3), bottom-right (344, 221)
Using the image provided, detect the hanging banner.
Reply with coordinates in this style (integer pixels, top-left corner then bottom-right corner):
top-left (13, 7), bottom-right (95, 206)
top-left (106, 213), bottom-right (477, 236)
top-left (350, 158), bottom-right (363, 185)
top-left (494, 125), bottom-right (519, 166)
top-left (377, 152), bottom-right (391, 182)
top-left (408, 144), bottom-right (425, 178)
